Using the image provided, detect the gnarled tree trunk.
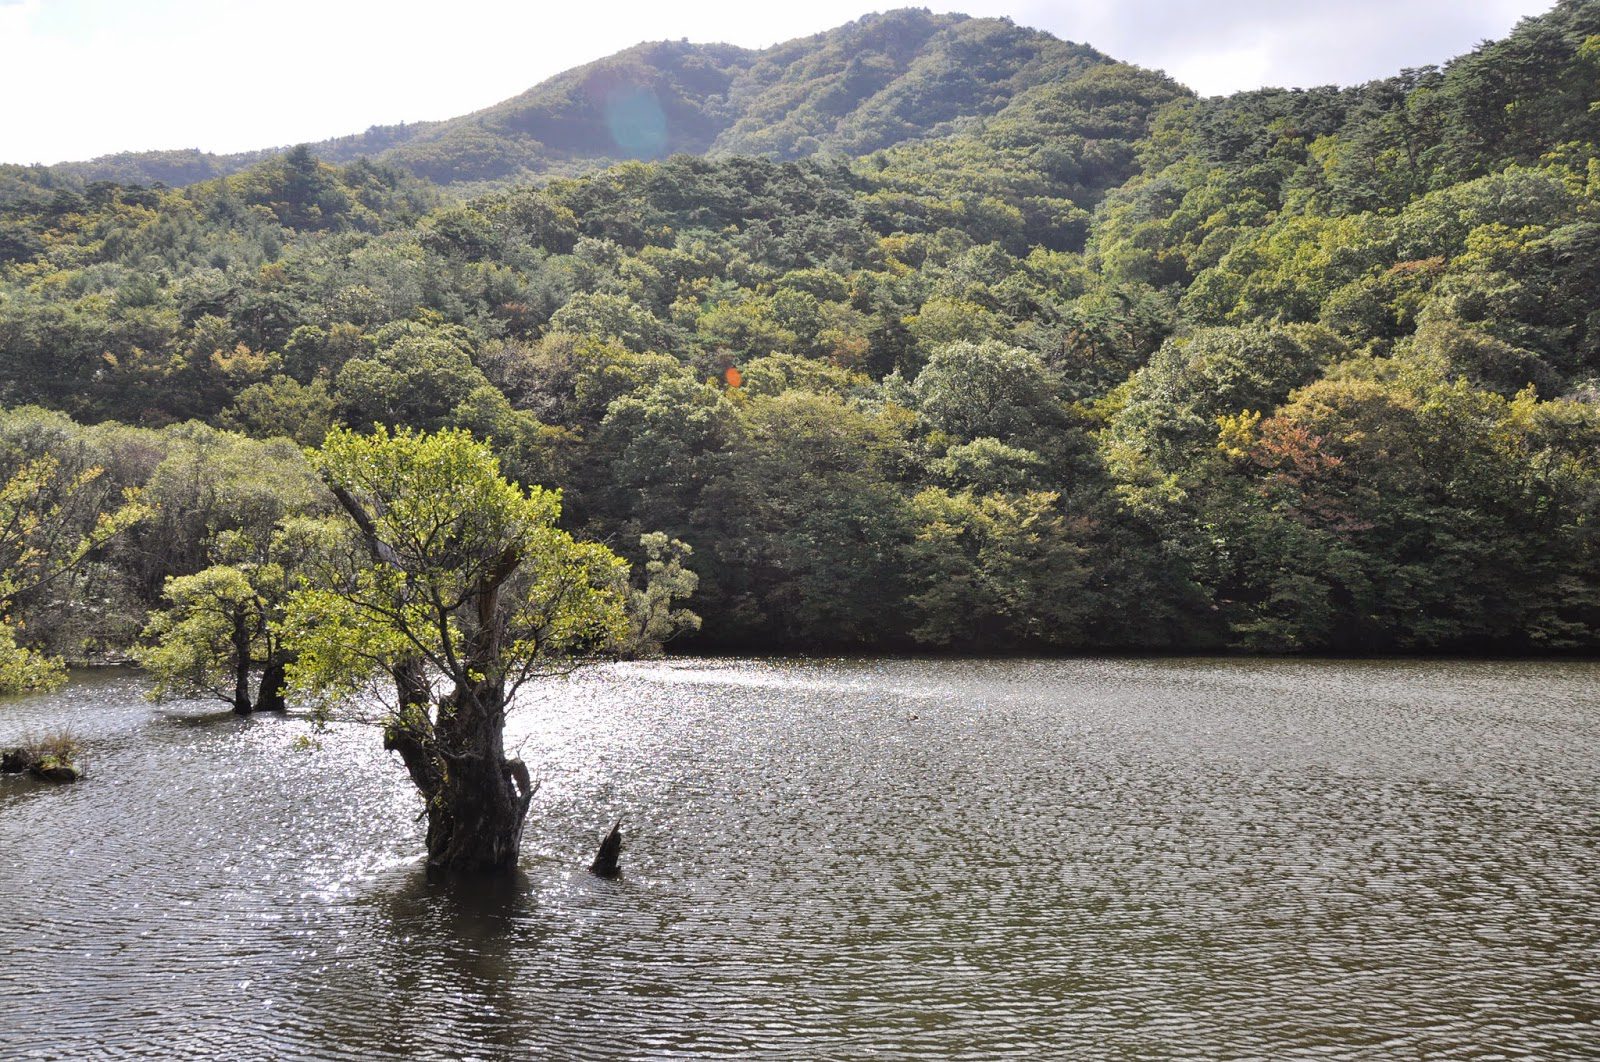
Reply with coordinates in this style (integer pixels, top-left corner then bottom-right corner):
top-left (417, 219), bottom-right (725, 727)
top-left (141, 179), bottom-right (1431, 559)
top-left (380, 665), bottom-right (536, 875)
top-left (257, 656), bottom-right (288, 712)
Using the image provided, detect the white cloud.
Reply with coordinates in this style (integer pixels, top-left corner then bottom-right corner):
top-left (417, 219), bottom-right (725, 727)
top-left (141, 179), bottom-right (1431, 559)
top-left (1024, 0), bottom-right (1554, 94)
top-left (0, 0), bottom-right (1559, 164)
top-left (1162, 44), bottom-right (1275, 98)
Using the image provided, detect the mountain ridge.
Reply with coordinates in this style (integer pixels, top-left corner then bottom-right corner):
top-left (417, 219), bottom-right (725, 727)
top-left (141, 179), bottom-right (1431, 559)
top-left (1, 2), bottom-right (1599, 655)
top-left (45, 10), bottom-right (1126, 189)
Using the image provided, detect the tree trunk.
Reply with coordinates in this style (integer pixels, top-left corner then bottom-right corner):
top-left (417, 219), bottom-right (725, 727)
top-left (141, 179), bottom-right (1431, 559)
top-left (381, 668), bottom-right (536, 876)
top-left (423, 750), bottom-right (535, 875)
top-left (420, 683), bottom-right (536, 875)
top-left (257, 656), bottom-right (288, 712)
top-left (231, 610), bottom-right (253, 715)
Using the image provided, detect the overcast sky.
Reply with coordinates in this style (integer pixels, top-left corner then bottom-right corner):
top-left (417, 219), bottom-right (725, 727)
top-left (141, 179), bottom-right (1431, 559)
top-left (0, 0), bottom-right (1555, 165)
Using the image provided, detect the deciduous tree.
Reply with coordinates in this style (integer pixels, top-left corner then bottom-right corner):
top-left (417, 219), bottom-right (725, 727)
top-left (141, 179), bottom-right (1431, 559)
top-left (285, 427), bottom-right (629, 874)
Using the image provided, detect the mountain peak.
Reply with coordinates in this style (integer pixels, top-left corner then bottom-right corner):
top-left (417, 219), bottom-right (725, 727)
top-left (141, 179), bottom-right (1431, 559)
top-left (50, 10), bottom-right (1133, 189)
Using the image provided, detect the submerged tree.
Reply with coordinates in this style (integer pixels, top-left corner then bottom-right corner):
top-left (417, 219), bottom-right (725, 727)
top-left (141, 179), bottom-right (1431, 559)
top-left (285, 427), bottom-right (629, 874)
top-left (139, 565), bottom-right (276, 714)
top-left (137, 522), bottom-right (329, 714)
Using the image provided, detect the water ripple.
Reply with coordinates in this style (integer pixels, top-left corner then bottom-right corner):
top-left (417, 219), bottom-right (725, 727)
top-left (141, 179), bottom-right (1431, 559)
top-left (0, 658), bottom-right (1597, 1058)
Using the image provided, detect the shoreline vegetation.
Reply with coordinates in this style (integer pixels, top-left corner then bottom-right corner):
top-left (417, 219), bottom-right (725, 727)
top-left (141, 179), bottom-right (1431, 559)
top-left (1, 6), bottom-right (1599, 859)
top-left (2, 6), bottom-right (1598, 674)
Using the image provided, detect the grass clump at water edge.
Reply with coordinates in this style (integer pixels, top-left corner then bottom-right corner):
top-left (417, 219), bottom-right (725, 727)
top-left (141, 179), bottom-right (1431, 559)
top-left (1, 728), bottom-right (84, 782)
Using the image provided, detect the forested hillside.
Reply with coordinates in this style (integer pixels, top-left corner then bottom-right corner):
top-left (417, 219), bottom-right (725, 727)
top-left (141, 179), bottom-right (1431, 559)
top-left (1, 1), bottom-right (1598, 673)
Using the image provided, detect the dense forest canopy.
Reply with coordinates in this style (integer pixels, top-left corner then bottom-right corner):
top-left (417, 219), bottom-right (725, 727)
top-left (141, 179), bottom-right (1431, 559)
top-left (1, 1), bottom-right (1598, 672)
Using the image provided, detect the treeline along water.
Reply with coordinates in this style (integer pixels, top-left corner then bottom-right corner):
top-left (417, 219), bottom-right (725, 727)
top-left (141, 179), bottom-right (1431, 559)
top-left (7, 6), bottom-right (1600, 664)
top-left (1, 658), bottom-right (1597, 1058)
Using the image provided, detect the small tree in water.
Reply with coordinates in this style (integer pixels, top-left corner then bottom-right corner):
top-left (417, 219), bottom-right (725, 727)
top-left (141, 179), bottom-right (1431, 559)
top-left (285, 427), bottom-right (629, 875)
top-left (138, 522), bottom-right (328, 714)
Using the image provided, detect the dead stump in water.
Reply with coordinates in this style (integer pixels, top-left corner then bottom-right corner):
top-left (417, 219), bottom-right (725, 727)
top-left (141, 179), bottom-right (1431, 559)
top-left (590, 820), bottom-right (623, 879)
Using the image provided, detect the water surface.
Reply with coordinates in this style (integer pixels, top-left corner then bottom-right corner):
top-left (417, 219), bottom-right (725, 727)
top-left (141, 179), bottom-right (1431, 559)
top-left (1, 658), bottom-right (1597, 1058)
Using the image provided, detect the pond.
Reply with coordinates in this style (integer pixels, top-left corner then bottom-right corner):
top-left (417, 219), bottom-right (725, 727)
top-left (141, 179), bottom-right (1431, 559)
top-left (1, 658), bottom-right (1597, 1058)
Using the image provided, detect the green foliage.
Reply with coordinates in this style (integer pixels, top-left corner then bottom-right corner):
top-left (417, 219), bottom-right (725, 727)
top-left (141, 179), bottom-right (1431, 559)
top-left (595, 376), bottom-right (735, 538)
top-left (284, 426), bottom-right (630, 713)
top-left (221, 376), bottom-right (337, 446)
top-left (4, 5), bottom-right (1600, 661)
top-left (551, 292), bottom-right (673, 353)
top-left (622, 532), bottom-right (701, 656)
top-left (137, 518), bottom-right (331, 710)
top-left (1109, 325), bottom-right (1341, 477)
top-left (0, 418), bottom-right (147, 690)
top-left (932, 437), bottom-right (1047, 494)
top-left (129, 425), bottom-right (323, 602)
top-left (907, 339), bottom-right (1071, 446)
top-left (695, 388), bottom-right (910, 644)
top-left (137, 564), bottom-right (263, 705)
top-left (334, 322), bottom-right (490, 429)
top-left (905, 488), bottom-right (1093, 647)
top-left (0, 624), bottom-right (66, 694)
top-left (1200, 363), bottom-right (1600, 649)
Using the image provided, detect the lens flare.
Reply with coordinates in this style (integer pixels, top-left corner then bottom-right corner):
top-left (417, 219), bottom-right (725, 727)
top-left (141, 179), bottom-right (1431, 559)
top-left (604, 88), bottom-right (668, 158)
